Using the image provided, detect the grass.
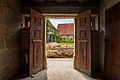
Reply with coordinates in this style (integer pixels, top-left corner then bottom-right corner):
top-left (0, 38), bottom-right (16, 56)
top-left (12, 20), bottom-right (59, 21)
top-left (58, 42), bottom-right (74, 45)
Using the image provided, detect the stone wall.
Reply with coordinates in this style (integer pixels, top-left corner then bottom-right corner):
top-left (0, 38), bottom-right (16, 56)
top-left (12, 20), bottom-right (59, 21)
top-left (0, 0), bottom-right (21, 80)
top-left (46, 43), bottom-right (74, 58)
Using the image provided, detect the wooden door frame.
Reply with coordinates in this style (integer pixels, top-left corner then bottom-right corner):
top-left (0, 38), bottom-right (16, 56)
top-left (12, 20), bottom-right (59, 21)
top-left (42, 16), bottom-right (47, 69)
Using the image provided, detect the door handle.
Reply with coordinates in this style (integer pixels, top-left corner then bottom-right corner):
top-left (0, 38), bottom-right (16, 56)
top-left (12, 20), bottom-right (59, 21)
top-left (33, 39), bottom-right (42, 42)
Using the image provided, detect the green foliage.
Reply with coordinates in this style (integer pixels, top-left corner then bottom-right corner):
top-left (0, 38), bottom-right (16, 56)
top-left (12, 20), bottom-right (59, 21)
top-left (46, 19), bottom-right (61, 42)
top-left (46, 19), bottom-right (50, 33)
top-left (56, 34), bottom-right (62, 42)
top-left (70, 39), bottom-right (74, 43)
top-left (58, 43), bottom-right (74, 45)
top-left (58, 38), bottom-right (74, 43)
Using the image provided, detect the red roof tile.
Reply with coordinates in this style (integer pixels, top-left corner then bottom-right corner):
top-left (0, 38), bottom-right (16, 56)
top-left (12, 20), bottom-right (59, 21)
top-left (57, 23), bottom-right (74, 35)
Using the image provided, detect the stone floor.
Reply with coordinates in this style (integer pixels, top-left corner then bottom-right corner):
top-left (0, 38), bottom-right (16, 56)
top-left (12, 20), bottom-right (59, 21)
top-left (15, 58), bottom-right (106, 80)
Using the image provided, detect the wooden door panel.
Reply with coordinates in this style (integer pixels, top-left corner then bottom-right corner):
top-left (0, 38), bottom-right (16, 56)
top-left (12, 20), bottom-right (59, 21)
top-left (33, 43), bottom-right (42, 69)
top-left (34, 30), bottom-right (41, 38)
top-left (30, 9), bottom-right (44, 76)
top-left (105, 2), bottom-right (120, 79)
top-left (79, 42), bottom-right (87, 69)
top-left (75, 10), bottom-right (91, 75)
top-left (80, 30), bottom-right (86, 39)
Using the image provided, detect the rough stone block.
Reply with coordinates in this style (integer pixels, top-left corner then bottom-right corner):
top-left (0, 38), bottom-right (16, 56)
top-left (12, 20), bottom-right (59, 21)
top-left (0, 24), bottom-right (7, 36)
top-left (0, 0), bottom-right (21, 13)
top-left (0, 48), bottom-right (20, 80)
top-left (5, 37), bottom-right (20, 48)
top-left (0, 0), bottom-right (21, 79)
top-left (0, 37), bottom-right (4, 50)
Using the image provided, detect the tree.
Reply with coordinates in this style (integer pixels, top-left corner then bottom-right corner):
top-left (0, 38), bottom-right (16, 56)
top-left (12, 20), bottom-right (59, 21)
top-left (46, 19), bottom-right (50, 33)
top-left (46, 19), bottom-right (61, 42)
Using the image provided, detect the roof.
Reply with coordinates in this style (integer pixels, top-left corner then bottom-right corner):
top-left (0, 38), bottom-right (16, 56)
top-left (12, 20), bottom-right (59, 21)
top-left (57, 23), bottom-right (74, 35)
top-left (48, 20), bottom-right (59, 32)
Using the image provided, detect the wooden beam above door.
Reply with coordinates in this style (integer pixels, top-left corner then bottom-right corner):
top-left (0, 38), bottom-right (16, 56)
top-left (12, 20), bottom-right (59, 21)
top-left (21, 1), bottom-right (100, 7)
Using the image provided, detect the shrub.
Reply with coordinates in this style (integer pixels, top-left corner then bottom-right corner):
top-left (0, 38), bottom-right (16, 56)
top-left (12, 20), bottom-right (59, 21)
top-left (58, 38), bottom-right (74, 43)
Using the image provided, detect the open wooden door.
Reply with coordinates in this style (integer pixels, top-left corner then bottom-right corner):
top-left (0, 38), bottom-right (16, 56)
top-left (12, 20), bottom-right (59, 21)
top-left (74, 10), bottom-right (91, 76)
top-left (30, 9), bottom-right (45, 76)
top-left (105, 2), bottom-right (120, 79)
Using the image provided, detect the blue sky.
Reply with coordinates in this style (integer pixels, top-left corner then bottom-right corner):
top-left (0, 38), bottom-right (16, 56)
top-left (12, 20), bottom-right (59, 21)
top-left (49, 18), bottom-right (74, 29)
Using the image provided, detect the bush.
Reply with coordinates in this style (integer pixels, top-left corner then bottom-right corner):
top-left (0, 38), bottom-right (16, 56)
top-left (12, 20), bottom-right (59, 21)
top-left (58, 38), bottom-right (74, 43)
top-left (70, 39), bottom-right (74, 43)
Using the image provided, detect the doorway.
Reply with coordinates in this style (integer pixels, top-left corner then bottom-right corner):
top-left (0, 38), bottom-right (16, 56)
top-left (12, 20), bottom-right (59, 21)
top-left (45, 17), bottom-right (75, 71)
top-left (19, 9), bottom-right (101, 79)
top-left (28, 9), bottom-right (93, 76)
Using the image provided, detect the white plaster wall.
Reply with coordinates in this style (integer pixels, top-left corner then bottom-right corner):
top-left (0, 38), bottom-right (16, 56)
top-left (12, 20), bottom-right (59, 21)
top-left (100, 0), bottom-right (120, 71)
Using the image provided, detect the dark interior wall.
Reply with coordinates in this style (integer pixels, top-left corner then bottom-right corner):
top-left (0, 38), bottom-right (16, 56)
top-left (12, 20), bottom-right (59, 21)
top-left (0, 0), bottom-right (21, 80)
top-left (99, 0), bottom-right (120, 71)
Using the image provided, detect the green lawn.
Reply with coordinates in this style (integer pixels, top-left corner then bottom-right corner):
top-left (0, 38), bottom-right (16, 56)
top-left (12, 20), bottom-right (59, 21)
top-left (58, 42), bottom-right (74, 45)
